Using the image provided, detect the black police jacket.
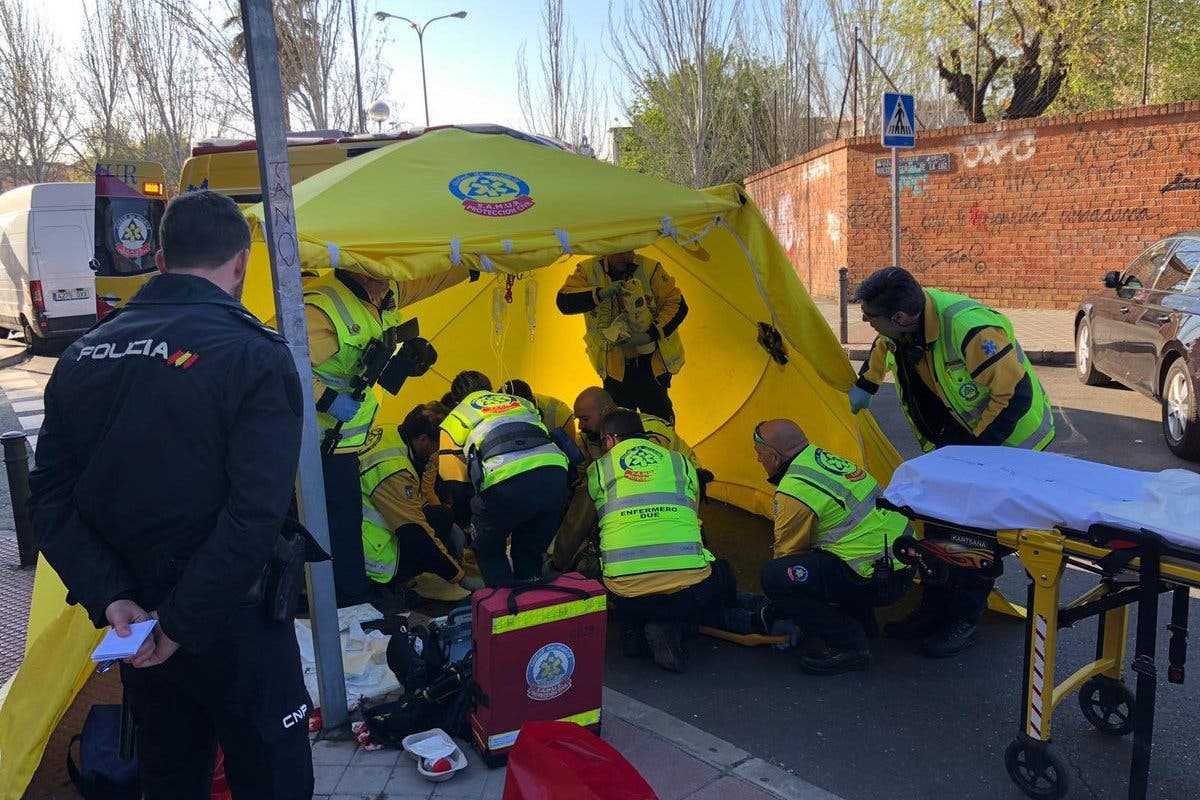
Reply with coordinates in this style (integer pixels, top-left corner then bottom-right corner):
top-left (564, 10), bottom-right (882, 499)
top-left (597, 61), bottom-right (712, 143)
top-left (29, 273), bottom-right (303, 651)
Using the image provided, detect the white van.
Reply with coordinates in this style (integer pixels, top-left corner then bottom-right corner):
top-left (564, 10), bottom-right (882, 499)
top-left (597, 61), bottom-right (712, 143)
top-left (0, 182), bottom-right (96, 352)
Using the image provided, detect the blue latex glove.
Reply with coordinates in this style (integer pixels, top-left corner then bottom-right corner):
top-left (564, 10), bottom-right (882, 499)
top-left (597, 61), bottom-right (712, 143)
top-left (327, 393), bottom-right (362, 423)
top-left (848, 386), bottom-right (873, 414)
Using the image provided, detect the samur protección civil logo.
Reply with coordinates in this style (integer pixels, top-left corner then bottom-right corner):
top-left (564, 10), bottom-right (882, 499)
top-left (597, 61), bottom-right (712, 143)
top-left (448, 171), bottom-right (534, 217)
top-left (469, 393), bottom-right (521, 415)
top-left (813, 448), bottom-right (866, 482)
top-left (526, 642), bottom-right (575, 701)
top-left (618, 444), bottom-right (663, 483)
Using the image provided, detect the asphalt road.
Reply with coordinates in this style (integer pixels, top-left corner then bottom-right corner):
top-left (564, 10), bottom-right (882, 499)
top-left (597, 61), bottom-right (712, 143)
top-left (605, 365), bottom-right (1200, 800)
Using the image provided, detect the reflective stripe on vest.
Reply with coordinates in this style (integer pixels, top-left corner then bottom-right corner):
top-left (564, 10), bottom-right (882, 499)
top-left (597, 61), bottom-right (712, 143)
top-left (777, 446), bottom-right (906, 576)
top-left (603, 541), bottom-right (706, 564)
top-left (592, 440), bottom-right (708, 579)
top-left (442, 392), bottom-right (567, 490)
top-left (359, 430), bottom-right (416, 584)
top-left (304, 276), bottom-right (395, 450)
top-left (359, 446), bottom-right (409, 473)
top-left (362, 503), bottom-right (388, 529)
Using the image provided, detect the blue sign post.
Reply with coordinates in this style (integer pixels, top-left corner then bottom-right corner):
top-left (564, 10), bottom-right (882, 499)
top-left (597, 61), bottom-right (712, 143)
top-left (880, 92), bottom-right (916, 267)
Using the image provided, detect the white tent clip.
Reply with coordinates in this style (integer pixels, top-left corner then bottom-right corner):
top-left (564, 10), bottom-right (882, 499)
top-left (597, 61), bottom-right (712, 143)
top-left (449, 237), bottom-right (462, 266)
top-left (554, 228), bottom-right (572, 254)
top-left (325, 241), bottom-right (340, 268)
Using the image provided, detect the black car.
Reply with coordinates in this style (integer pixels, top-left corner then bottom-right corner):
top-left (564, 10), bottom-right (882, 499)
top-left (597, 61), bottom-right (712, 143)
top-left (1075, 233), bottom-right (1200, 460)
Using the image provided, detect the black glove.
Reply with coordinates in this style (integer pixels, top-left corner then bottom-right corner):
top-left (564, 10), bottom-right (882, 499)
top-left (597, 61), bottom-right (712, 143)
top-left (378, 337), bottom-right (438, 394)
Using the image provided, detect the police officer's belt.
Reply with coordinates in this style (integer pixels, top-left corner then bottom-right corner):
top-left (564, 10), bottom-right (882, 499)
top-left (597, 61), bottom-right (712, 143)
top-left (476, 422), bottom-right (552, 461)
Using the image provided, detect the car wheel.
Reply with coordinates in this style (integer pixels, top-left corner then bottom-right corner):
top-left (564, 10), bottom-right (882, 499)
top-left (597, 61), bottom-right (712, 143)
top-left (1161, 359), bottom-right (1200, 460)
top-left (20, 319), bottom-right (51, 356)
top-left (1075, 319), bottom-right (1109, 386)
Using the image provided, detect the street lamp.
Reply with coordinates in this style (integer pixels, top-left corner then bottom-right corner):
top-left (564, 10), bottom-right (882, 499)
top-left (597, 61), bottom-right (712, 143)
top-left (367, 99), bottom-right (391, 133)
top-left (374, 10), bottom-right (467, 128)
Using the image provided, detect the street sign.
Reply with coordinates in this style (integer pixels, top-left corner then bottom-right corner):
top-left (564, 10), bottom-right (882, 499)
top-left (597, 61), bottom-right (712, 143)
top-left (875, 153), bottom-right (950, 177)
top-left (881, 92), bottom-right (916, 149)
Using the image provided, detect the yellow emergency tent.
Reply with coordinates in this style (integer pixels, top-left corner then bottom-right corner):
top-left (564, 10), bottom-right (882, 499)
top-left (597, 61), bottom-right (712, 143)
top-left (0, 126), bottom-right (899, 798)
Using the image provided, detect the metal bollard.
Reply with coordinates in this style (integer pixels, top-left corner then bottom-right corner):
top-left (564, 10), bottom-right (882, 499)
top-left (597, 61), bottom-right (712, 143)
top-left (838, 268), bottom-right (850, 345)
top-left (2, 431), bottom-right (35, 568)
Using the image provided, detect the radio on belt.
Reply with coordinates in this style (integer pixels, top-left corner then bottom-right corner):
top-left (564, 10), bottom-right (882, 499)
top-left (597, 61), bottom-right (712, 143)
top-left (470, 573), bottom-right (606, 766)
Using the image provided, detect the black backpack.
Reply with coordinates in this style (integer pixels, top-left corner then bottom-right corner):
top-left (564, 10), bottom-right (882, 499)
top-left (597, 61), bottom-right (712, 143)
top-left (66, 704), bottom-right (140, 800)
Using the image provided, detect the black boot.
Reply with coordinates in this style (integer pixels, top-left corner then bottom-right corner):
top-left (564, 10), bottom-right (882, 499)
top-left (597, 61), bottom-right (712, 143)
top-left (922, 620), bottom-right (981, 658)
top-left (883, 603), bottom-right (944, 640)
top-left (620, 623), bottom-right (650, 658)
top-left (799, 646), bottom-right (871, 675)
top-left (644, 621), bottom-right (687, 673)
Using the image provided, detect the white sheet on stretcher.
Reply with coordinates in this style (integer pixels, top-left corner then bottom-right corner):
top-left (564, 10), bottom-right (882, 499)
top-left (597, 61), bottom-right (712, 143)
top-left (881, 446), bottom-right (1200, 553)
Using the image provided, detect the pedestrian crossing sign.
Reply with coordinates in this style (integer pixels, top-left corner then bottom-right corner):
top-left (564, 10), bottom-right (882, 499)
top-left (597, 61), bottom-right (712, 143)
top-left (881, 92), bottom-right (916, 148)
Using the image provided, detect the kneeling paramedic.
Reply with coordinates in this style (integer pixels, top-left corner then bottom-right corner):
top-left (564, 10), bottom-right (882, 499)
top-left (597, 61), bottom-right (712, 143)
top-left (360, 403), bottom-right (472, 604)
top-left (440, 372), bottom-right (569, 587)
top-left (555, 387), bottom-right (711, 574)
top-left (30, 191), bottom-right (314, 798)
top-left (588, 408), bottom-right (718, 674)
top-left (849, 266), bottom-right (1054, 656)
top-left (754, 419), bottom-right (913, 675)
top-left (302, 266), bottom-right (452, 607)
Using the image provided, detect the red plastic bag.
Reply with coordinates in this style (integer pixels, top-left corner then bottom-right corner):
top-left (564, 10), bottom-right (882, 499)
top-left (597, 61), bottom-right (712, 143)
top-left (501, 721), bottom-right (658, 800)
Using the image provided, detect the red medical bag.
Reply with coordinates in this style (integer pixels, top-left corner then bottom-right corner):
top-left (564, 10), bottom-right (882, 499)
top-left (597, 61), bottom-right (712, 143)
top-left (470, 573), bottom-right (607, 765)
top-left (502, 721), bottom-right (658, 800)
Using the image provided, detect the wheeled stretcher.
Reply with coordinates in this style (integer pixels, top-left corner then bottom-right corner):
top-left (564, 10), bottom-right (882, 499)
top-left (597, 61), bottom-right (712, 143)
top-left (879, 447), bottom-right (1200, 800)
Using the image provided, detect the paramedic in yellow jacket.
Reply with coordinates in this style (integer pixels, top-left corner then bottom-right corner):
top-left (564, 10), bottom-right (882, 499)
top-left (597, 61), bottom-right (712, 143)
top-left (754, 420), bottom-right (913, 675)
top-left (552, 387), bottom-right (709, 572)
top-left (439, 371), bottom-right (569, 587)
top-left (556, 251), bottom-right (687, 423)
top-left (849, 266), bottom-right (1054, 658)
top-left (302, 268), bottom-right (461, 607)
top-left (588, 408), bottom-right (718, 673)
top-left (359, 403), bottom-right (471, 606)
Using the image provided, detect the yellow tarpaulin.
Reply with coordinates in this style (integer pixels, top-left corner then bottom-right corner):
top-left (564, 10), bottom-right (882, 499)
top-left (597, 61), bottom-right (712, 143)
top-left (0, 127), bottom-right (898, 798)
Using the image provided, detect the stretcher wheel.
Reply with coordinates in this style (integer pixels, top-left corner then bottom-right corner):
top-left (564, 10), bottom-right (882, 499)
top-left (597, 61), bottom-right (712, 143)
top-left (1005, 737), bottom-right (1070, 800)
top-left (1078, 676), bottom-right (1135, 737)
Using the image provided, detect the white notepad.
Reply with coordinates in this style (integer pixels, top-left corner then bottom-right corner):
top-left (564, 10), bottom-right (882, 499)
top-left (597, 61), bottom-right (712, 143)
top-left (90, 620), bottom-right (157, 662)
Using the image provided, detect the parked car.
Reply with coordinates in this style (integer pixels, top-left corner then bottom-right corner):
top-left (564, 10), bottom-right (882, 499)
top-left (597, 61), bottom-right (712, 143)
top-left (1075, 233), bottom-right (1200, 460)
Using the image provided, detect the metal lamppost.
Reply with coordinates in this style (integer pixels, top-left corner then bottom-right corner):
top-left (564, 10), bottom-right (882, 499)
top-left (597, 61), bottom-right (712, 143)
top-left (374, 10), bottom-right (467, 127)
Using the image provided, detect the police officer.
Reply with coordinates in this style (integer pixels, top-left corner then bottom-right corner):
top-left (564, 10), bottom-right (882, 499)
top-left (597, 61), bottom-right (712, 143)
top-left (754, 420), bottom-right (912, 675)
top-left (588, 408), bottom-right (718, 673)
top-left (849, 266), bottom-right (1054, 657)
top-left (302, 267), bottom-right (451, 606)
top-left (557, 251), bottom-right (687, 422)
top-left (440, 372), bottom-right (569, 587)
top-left (360, 402), bottom-right (471, 604)
top-left (30, 191), bottom-right (312, 798)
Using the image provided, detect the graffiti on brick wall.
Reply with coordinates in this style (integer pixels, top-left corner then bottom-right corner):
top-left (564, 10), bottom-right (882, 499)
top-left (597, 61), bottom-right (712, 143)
top-left (968, 202), bottom-right (988, 231)
top-left (931, 244), bottom-right (988, 274)
top-left (774, 193), bottom-right (800, 255)
top-left (802, 160), bottom-right (831, 182)
top-left (1161, 173), bottom-right (1200, 193)
top-left (1072, 127), bottom-right (1200, 167)
top-left (962, 132), bottom-right (1036, 168)
top-left (826, 212), bottom-right (842, 245)
top-left (1059, 206), bottom-right (1156, 224)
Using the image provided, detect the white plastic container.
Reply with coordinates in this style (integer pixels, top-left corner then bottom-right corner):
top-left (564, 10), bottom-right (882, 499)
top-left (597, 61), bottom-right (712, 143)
top-left (401, 728), bottom-right (469, 783)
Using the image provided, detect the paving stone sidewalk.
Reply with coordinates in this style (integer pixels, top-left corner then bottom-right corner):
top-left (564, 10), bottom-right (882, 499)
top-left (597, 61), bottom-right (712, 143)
top-left (311, 689), bottom-right (841, 800)
top-left (815, 299), bottom-right (1076, 364)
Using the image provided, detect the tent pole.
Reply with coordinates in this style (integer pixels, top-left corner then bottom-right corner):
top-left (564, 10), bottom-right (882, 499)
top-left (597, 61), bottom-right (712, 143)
top-left (239, 0), bottom-right (348, 729)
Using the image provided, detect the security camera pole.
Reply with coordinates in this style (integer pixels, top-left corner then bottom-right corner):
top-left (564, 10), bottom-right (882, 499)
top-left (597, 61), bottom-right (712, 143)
top-left (238, 0), bottom-right (348, 728)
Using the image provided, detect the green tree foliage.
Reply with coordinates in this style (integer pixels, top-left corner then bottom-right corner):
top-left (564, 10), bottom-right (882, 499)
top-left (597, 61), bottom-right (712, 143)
top-left (1053, 0), bottom-right (1200, 110)
top-left (889, 0), bottom-right (1110, 122)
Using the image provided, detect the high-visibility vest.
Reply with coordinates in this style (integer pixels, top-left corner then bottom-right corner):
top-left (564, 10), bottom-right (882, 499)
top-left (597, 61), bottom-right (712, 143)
top-left (580, 256), bottom-right (685, 378)
top-left (589, 438), bottom-right (712, 579)
top-left (358, 428), bottom-right (417, 584)
top-left (775, 445), bottom-right (909, 577)
top-left (885, 289), bottom-right (1054, 453)
top-left (441, 390), bottom-right (568, 492)
top-left (304, 272), bottom-right (402, 451)
top-left (578, 412), bottom-right (698, 469)
top-left (535, 393), bottom-right (573, 431)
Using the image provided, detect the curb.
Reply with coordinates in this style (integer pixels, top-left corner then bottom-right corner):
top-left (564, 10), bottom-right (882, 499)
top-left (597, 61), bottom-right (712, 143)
top-left (840, 344), bottom-right (1075, 367)
top-left (603, 687), bottom-right (846, 800)
top-left (0, 349), bottom-right (28, 372)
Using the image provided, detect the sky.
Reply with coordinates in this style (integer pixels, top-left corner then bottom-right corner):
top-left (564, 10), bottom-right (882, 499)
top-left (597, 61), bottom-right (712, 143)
top-left (37, 0), bottom-right (631, 143)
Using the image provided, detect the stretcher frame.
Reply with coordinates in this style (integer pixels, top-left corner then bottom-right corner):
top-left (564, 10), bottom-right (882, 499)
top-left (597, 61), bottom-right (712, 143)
top-left (887, 508), bottom-right (1197, 800)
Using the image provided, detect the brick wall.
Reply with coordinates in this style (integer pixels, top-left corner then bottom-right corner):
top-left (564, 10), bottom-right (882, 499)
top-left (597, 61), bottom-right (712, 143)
top-left (746, 101), bottom-right (1200, 309)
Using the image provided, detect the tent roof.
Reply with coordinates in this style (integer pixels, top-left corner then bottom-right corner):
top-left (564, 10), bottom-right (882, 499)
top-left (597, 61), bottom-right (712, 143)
top-left (245, 127), bottom-right (740, 280)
